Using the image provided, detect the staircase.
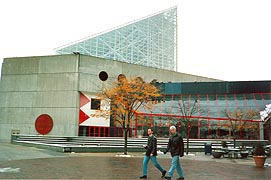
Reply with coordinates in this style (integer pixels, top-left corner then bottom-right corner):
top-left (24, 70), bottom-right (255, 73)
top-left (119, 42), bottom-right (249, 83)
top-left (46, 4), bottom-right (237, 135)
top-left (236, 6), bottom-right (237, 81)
top-left (11, 134), bottom-right (267, 153)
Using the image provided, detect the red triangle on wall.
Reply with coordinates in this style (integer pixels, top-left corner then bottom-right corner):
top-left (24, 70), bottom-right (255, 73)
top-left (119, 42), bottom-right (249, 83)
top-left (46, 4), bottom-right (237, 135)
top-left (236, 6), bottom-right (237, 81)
top-left (80, 92), bottom-right (90, 107)
top-left (79, 109), bottom-right (89, 124)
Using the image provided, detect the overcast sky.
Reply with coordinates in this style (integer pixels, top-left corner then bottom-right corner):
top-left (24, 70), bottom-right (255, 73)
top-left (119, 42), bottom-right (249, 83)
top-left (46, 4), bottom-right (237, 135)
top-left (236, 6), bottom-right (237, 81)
top-left (0, 0), bottom-right (270, 81)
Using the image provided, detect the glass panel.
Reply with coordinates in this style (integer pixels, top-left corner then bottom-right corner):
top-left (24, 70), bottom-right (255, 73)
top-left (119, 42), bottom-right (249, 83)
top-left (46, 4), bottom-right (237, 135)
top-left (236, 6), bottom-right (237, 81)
top-left (56, 7), bottom-right (177, 71)
top-left (91, 99), bottom-right (101, 110)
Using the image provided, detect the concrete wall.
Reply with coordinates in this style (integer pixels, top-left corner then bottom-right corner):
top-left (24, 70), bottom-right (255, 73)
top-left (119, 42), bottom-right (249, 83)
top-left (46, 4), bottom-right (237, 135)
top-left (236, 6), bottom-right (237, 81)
top-left (78, 55), bottom-right (221, 92)
top-left (0, 55), bottom-right (80, 141)
top-left (0, 54), bottom-right (221, 141)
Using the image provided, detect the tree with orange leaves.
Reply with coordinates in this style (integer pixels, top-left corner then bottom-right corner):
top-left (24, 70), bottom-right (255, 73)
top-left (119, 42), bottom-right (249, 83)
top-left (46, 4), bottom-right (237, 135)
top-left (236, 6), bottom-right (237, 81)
top-left (98, 74), bottom-right (160, 155)
top-left (222, 108), bottom-right (259, 147)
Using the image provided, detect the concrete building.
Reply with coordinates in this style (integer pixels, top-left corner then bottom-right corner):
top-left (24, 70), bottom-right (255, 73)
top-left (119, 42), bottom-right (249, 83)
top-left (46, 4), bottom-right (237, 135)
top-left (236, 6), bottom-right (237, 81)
top-left (0, 54), bottom-right (218, 141)
top-left (2, 7), bottom-right (269, 142)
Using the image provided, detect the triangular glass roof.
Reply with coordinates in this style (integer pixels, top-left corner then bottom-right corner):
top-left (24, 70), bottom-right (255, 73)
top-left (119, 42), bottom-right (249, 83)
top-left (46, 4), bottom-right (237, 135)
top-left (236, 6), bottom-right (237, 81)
top-left (55, 7), bottom-right (177, 71)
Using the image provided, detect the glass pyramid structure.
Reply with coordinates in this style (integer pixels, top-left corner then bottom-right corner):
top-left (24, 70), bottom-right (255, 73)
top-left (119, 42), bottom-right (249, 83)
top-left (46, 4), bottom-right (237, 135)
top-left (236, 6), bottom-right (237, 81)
top-left (55, 7), bottom-right (177, 71)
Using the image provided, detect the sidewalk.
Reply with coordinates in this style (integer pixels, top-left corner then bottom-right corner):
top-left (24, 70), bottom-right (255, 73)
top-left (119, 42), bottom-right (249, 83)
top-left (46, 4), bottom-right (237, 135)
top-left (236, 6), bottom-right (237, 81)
top-left (0, 142), bottom-right (270, 179)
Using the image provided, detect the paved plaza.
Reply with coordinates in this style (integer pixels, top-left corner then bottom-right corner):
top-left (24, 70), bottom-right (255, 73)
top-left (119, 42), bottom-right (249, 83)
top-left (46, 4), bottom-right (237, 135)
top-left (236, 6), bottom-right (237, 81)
top-left (0, 142), bottom-right (271, 179)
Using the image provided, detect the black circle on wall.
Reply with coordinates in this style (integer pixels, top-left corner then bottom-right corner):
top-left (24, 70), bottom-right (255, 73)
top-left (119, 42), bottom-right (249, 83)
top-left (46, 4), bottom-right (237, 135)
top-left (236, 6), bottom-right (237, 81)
top-left (99, 71), bottom-right (108, 81)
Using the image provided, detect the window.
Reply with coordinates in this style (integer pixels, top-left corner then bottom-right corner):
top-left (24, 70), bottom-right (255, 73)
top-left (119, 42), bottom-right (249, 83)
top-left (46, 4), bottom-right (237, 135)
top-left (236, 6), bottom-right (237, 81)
top-left (91, 99), bottom-right (101, 110)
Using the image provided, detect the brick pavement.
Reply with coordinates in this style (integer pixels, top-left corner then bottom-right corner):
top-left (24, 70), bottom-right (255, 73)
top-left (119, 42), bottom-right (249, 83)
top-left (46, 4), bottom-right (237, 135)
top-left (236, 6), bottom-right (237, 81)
top-left (0, 142), bottom-right (270, 179)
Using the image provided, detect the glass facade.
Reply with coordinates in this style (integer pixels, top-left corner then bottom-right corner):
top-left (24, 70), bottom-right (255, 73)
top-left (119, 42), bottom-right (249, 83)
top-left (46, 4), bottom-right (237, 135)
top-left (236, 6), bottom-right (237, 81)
top-left (133, 93), bottom-right (270, 139)
top-left (112, 81), bottom-right (271, 140)
top-left (55, 7), bottom-right (177, 71)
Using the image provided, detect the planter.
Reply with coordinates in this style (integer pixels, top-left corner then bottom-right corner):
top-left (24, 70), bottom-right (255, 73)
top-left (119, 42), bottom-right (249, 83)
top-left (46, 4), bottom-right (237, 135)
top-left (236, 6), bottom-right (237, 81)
top-left (253, 156), bottom-right (267, 168)
top-left (212, 150), bottom-right (224, 158)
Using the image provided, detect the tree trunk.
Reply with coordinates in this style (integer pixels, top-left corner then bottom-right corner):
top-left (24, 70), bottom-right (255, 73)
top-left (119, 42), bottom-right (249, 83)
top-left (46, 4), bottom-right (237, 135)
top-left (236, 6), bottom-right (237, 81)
top-left (233, 131), bottom-right (236, 148)
top-left (186, 137), bottom-right (189, 155)
top-left (186, 126), bottom-right (190, 155)
top-left (233, 137), bottom-right (236, 148)
top-left (124, 129), bottom-right (128, 155)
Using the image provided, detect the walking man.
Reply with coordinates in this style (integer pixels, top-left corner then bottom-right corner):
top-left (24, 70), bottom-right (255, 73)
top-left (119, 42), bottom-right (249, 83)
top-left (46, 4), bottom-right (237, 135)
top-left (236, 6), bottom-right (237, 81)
top-left (140, 128), bottom-right (167, 179)
top-left (163, 126), bottom-right (185, 180)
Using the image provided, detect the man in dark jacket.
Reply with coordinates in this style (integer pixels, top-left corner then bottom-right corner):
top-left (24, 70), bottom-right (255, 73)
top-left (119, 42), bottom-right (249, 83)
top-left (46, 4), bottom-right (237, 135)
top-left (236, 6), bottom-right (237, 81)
top-left (163, 126), bottom-right (185, 180)
top-left (139, 128), bottom-right (167, 179)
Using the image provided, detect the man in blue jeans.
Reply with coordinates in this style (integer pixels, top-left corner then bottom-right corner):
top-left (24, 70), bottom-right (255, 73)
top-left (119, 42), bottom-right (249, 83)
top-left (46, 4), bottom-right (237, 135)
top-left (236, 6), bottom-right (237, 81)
top-left (139, 128), bottom-right (167, 179)
top-left (163, 126), bottom-right (185, 180)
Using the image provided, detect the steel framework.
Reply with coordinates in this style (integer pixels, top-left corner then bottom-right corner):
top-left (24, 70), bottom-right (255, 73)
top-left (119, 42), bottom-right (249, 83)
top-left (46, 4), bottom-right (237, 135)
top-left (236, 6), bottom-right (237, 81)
top-left (55, 7), bottom-right (177, 71)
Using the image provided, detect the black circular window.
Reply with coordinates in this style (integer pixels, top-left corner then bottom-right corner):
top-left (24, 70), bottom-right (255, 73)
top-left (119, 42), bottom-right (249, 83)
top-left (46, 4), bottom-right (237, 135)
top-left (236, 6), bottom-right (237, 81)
top-left (99, 71), bottom-right (108, 81)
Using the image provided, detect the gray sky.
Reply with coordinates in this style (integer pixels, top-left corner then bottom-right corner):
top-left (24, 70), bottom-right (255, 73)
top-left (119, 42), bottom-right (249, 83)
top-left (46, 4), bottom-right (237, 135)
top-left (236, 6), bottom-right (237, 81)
top-left (0, 0), bottom-right (270, 81)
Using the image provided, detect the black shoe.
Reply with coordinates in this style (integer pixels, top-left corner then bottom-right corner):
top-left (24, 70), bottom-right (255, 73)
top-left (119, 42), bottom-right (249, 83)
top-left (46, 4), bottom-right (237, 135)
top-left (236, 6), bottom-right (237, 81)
top-left (139, 175), bottom-right (147, 179)
top-left (164, 176), bottom-right (171, 180)
top-left (161, 170), bottom-right (167, 177)
top-left (176, 178), bottom-right (184, 180)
